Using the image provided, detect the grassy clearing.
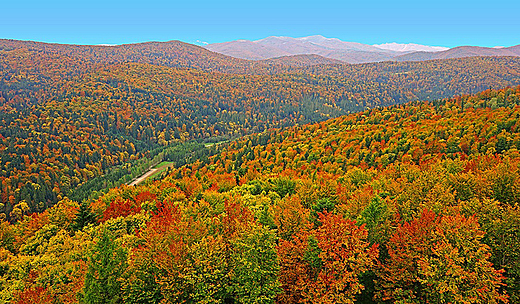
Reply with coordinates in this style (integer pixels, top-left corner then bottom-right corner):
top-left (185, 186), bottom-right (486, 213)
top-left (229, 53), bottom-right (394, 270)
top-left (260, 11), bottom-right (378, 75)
top-left (153, 161), bottom-right (174, 169)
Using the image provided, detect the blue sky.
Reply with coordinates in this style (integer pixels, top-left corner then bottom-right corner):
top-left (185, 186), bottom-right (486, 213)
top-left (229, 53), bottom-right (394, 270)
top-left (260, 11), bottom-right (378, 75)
top-left (1, 0), bottom-right (519, 47)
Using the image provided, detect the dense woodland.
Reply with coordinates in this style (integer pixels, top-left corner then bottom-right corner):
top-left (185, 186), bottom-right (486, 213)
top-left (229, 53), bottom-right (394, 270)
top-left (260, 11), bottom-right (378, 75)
top-left (1, 40), bottom-right (520, 220)
top-left (0, 86), bottom-right (519, 303)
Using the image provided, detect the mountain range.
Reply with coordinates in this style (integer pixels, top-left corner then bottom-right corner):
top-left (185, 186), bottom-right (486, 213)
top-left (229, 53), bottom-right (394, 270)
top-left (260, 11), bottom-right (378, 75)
top-left (205, 35), bottom-right (520, 64)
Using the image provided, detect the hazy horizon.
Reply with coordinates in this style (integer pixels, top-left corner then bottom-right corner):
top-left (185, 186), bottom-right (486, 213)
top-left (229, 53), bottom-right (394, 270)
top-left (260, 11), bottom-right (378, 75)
top-left (2, 0), bottom-right (519, 48)
top-left (1, 35), bottom-right (517, 50)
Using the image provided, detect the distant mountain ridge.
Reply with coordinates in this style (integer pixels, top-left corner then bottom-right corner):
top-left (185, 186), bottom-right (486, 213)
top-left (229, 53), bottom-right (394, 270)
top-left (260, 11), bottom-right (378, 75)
top-left (205, 35), bottom-right (520, 64)
top-left (394, 45), bottom-right (520, 61)
top-left (373, 42), bottom-right (448, 52)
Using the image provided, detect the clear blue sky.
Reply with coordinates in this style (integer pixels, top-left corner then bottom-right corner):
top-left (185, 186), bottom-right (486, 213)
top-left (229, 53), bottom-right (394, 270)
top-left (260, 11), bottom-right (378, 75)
top-left (2, 0), bottom-right (519, 47)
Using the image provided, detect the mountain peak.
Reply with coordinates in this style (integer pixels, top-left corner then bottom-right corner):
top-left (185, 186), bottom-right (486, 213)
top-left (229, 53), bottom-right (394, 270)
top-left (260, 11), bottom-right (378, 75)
top-left (298, 35), bottom-right (327, 40)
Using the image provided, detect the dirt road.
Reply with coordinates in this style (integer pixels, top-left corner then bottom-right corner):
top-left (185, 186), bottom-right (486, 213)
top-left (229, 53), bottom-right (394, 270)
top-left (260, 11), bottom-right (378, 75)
top-left (128, 168), bottom-right (158, 186)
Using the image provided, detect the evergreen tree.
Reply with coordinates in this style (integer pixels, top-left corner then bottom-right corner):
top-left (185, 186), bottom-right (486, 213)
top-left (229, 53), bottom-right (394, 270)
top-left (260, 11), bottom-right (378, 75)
top-left (72, 201), bottom-right (97, 231)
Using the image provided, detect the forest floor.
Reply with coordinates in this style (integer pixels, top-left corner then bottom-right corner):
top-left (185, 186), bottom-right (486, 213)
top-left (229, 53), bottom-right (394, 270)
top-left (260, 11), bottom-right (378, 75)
top-left (128, 162), bottom-right (174, 186)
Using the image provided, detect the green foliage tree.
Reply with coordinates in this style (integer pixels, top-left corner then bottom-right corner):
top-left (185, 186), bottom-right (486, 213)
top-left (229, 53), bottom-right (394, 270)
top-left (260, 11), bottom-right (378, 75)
top-left (82, 228), bottom-right (127, 304)
top-left (122, 253), bottom-right (163, 304)
top-left (230, 224), bottom-right (281, 303)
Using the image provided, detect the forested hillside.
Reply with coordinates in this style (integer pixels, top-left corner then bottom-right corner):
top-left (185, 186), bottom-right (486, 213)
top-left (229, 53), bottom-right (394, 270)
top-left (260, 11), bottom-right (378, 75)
top-left (1, 40), bottom-right (520, 220)
top-left (1, 87), bottom-right (519, 303)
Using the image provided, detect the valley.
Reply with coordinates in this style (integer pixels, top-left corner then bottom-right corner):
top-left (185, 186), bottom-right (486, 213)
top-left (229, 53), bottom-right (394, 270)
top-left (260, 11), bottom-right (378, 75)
top-left (1, 40), bottom-right (520, 221)
top-left (0, 38), bottom-right (519, 303)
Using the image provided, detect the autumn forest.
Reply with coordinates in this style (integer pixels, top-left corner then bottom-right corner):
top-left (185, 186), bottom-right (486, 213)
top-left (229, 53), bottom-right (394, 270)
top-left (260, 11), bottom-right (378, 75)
top-left (1, 39), bottom-right (520, 303)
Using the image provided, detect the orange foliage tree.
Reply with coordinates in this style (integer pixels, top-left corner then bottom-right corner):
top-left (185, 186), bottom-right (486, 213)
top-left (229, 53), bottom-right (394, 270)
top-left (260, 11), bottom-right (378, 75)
top-left (278, 211), bottom-right (378, 303)
top-left (377, 209), bottom-right (508, 303)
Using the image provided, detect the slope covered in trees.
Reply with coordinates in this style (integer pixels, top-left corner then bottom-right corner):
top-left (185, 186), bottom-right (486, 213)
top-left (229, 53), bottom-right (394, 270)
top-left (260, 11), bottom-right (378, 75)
top-left (0, 39), bottom-right (342, 75)
top-left (1, 39), bottom-right (520, 220)
top-left (1, 87), bottom-right (519, 303)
